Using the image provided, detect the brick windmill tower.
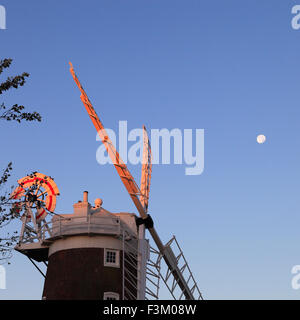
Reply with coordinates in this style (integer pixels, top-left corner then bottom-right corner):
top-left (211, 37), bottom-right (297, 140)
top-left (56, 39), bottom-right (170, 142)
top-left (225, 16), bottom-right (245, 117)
top-left (12, 64), bottom-right (203, 300)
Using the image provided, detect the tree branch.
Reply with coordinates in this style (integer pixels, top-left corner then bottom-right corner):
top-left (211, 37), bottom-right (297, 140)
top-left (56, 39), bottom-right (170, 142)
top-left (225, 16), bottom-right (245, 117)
top-left (0, 59), bottom-right (12, 75)
top-left (0, 103), bottom-right (42, 122)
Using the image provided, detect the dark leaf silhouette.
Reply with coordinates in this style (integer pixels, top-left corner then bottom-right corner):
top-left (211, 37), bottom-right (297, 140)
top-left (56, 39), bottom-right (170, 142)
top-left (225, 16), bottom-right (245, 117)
top-left (0, 58), bottom-right (42, 263)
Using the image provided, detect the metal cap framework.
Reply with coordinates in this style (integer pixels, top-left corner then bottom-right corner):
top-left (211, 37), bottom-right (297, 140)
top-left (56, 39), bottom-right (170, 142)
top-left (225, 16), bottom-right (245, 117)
top-left (11, 173), bottom-right (60, 223)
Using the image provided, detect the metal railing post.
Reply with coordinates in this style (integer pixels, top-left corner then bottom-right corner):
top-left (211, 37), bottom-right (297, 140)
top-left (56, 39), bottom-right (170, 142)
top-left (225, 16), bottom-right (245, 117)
top-left (122, 229), bottom-right (125, 300)
top-left (59, 218), bottom-right (61, 236)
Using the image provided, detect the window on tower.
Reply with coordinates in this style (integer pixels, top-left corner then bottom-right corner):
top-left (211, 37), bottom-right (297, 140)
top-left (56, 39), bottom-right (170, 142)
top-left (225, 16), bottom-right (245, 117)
top-left (104, 249), bottom-right (120, 268)
top-left (103, 292), bottom-right (120, 300)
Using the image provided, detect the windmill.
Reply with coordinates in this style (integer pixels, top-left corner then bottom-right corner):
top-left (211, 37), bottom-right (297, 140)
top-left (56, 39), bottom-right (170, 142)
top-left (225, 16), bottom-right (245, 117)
top-left (12, 63), bottom-right (203, 300)
top-left (68, 63), bottom-right (203, 300)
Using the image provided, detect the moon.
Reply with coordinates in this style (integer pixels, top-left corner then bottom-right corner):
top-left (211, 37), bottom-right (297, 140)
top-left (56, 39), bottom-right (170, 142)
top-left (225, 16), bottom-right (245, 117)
top-left (257, 134), bottom-right (266, 144)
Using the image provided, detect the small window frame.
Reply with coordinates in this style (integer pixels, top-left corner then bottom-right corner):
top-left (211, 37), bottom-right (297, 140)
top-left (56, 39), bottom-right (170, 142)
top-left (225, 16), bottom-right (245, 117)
top-left (104, 248), bottom-right (120, 268)
top-left (103, 292), bottom-right (120, 300)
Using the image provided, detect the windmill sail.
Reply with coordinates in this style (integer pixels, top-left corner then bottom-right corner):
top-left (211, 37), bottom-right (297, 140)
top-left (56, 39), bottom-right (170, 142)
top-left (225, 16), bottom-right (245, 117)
top-left (69, 63), bottom-right (203, 300)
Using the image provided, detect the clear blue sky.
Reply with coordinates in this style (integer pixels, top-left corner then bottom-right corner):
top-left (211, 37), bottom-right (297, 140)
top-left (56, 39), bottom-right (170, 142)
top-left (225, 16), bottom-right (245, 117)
top-left (1, 0), bottom-right (300, 299)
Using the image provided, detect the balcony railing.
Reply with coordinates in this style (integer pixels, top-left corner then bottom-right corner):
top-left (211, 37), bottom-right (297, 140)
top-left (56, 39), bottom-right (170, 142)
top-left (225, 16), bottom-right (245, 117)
top-left (18, 215), bottom-right (126, 245)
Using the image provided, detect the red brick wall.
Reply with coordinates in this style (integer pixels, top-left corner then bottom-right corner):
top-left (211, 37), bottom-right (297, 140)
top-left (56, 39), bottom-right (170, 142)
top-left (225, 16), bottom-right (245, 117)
top-left (42, 248), bottom-right (123, 300)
